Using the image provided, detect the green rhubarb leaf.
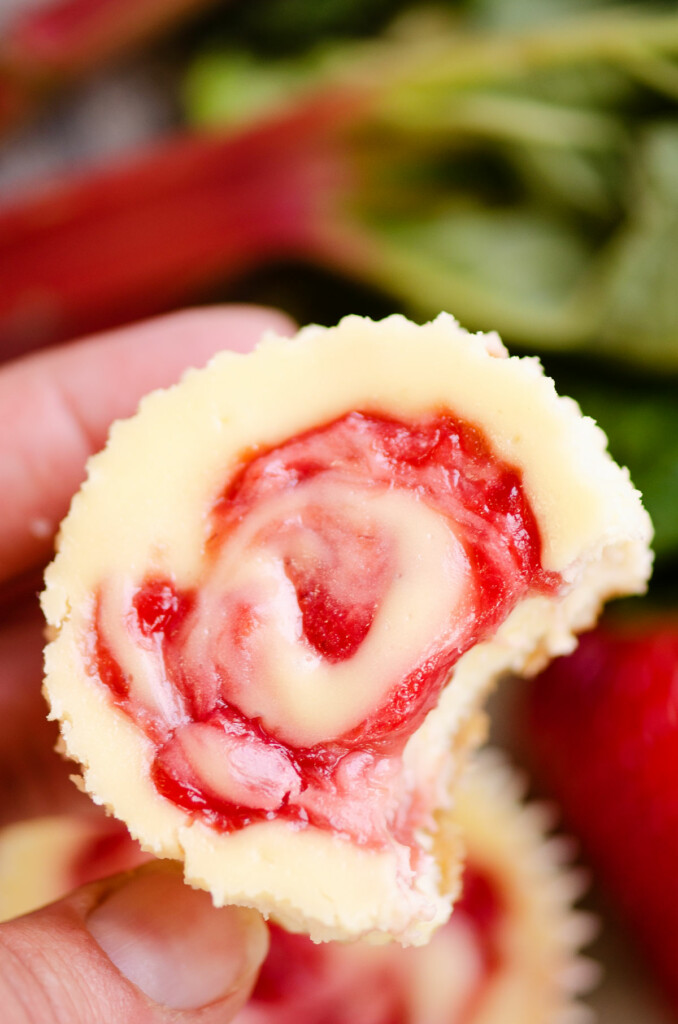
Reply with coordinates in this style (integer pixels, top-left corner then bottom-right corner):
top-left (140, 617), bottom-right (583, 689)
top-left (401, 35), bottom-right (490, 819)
top-left (591, 123), bottom-right (678, 367)
top-left (468, 0), bottom-right (624, 32)
top-left (182, 6), bottom-right (678, 373)
top-left (184, 52), bottom-right (315, 127)
top-left (510, 146), bottom-right (622, 218)
top-left (366, 205), bottom-right (594, 348)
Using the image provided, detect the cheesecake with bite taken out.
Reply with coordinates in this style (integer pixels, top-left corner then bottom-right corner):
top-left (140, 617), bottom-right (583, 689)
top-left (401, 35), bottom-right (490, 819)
top-left (42, 313), bottom-right (651, 944)
top-left (235, 752), bottom-right (597, 1024)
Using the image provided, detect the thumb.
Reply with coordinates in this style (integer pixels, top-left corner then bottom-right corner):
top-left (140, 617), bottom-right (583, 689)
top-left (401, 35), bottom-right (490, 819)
top-left (0, 862), bottom-right (269, 1024)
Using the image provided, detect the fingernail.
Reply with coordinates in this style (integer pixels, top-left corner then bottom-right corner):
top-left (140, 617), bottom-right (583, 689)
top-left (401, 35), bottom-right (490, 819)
top-left (88, 867), bottom-right (268, 1010)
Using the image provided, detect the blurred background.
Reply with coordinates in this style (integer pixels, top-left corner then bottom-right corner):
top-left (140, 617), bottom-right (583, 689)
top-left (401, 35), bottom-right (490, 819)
top-left (2, 1), bottom-right (678, 1020)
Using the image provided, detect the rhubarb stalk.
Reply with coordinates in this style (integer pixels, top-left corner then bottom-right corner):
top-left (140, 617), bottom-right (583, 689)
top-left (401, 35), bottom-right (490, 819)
top-left (0, 93), bottom-right (367, 357)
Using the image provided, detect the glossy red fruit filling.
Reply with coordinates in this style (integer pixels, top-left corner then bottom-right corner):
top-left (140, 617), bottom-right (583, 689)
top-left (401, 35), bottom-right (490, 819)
top-left (241, 860), bottom-right (504, 1024)
top-left (92, 410), bottom-right (558, 845)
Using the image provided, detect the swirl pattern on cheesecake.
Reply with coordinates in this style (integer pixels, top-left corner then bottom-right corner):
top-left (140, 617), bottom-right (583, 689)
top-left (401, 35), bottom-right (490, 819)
top-left (92, 411), bottom-right (558, 847)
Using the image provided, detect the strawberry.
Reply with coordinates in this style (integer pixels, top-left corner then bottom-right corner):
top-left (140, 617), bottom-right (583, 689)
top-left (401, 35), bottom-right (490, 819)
top-left (527, 619), bottom-right (678, 1011)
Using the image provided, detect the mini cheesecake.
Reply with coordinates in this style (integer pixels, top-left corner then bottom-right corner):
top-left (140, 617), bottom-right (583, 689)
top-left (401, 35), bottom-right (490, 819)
top-left (0, 755), bottom-right (596, 1023)
top-left (235, 752), bottom-right (597, 1024)
top-left (42, 313), bottom-right (651, 943)
top-left (0, 813), bottom-right (149, 923)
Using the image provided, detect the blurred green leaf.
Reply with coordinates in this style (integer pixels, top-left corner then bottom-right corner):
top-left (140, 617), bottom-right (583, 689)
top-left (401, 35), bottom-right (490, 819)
top-left (592, 123), bottom-right (678, 366)
top-left (468, 0), bottom-right (627, 31)
top-left (185, 51), bottom-right (313, 127)
top-left (511, 146), bottom-right (623, 218)
top-left (182, 5), bottom-right (678, 369)
top-left (365, 205), bottom-right (593, 345)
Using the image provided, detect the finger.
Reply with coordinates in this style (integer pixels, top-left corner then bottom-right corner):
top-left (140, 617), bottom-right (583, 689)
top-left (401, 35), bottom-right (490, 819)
top-left (0, 305), bottom-right (295, 584)
top-left (0, 862), bottom-right (269, 1024)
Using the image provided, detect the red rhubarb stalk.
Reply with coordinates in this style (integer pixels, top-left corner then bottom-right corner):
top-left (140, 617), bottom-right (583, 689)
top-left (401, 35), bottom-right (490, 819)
top-left (0, 93), bottom-right (367, 357)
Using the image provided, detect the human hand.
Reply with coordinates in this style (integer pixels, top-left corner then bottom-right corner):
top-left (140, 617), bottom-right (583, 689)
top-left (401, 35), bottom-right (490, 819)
top-left (0, 306), bottom-right (294, 1024)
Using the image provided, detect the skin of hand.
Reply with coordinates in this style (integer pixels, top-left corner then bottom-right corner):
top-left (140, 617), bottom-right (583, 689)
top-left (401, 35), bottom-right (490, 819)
top-left (0, 306), bottom-right (295, 1024)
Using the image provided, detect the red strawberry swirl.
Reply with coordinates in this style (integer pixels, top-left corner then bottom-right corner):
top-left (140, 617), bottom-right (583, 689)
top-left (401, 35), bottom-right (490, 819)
top-left (90, 411), bottom-right (558, 847)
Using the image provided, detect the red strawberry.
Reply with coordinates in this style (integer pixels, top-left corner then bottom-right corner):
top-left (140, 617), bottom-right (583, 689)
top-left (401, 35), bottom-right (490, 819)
top-left (527, 619), bottom-right (678, 1010)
